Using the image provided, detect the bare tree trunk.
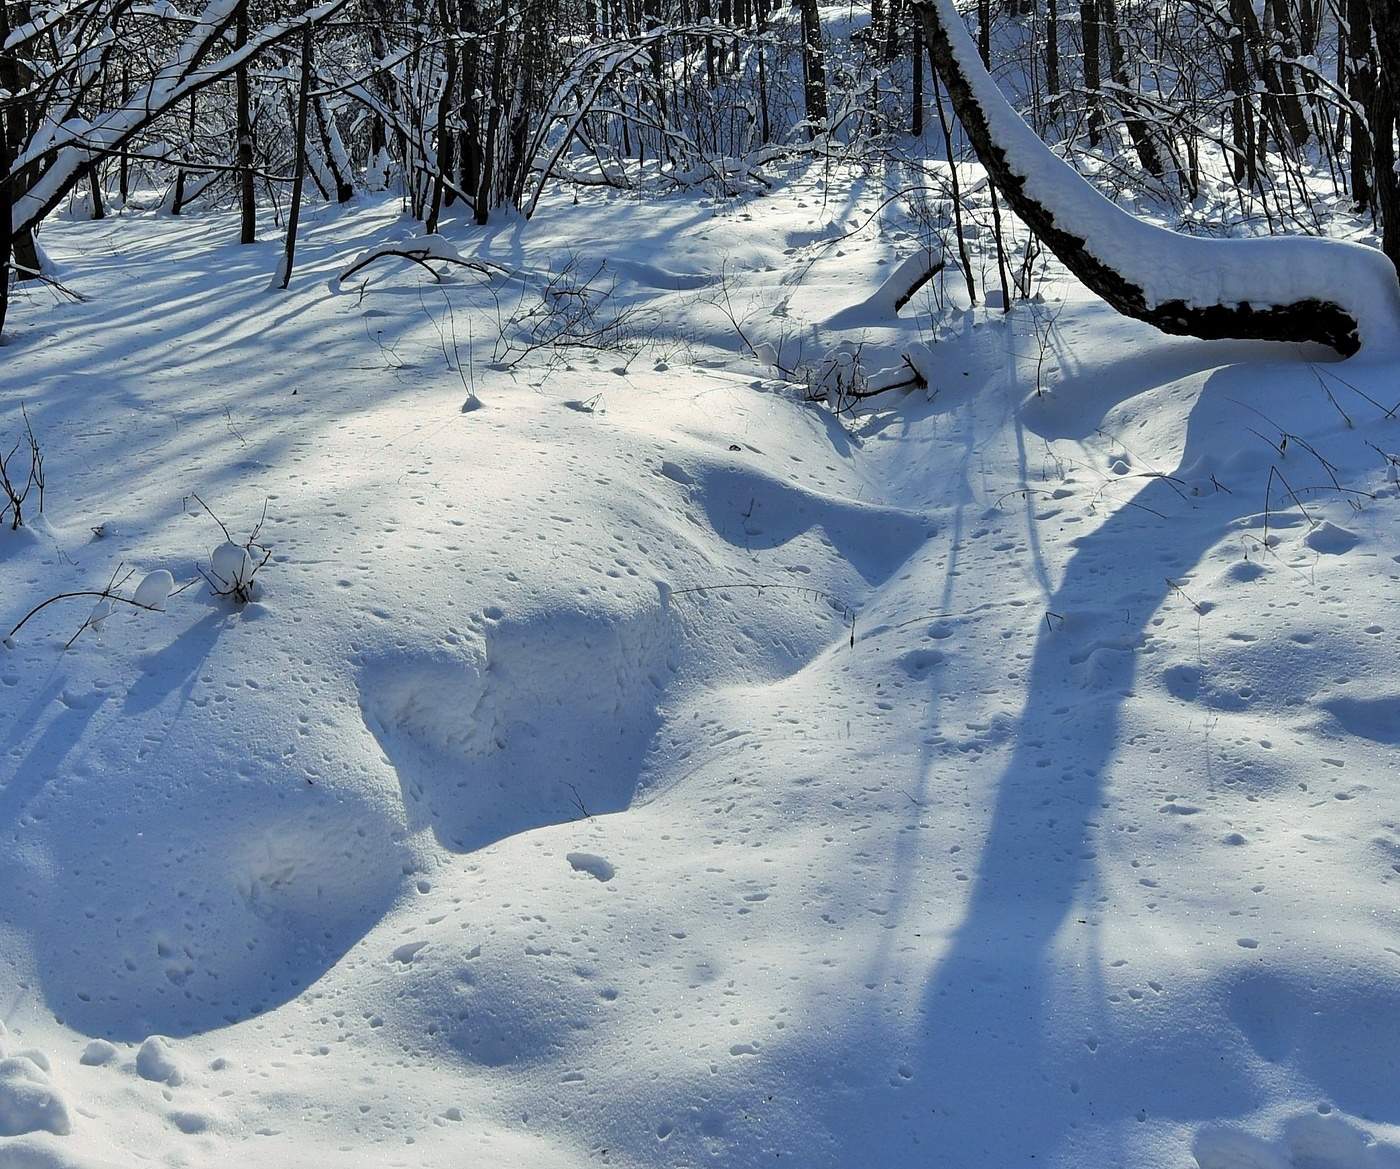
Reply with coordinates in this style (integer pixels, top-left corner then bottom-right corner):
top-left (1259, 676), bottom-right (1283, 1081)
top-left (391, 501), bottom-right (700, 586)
top-left (884, 0), bottom-right (903, 60)
top-left (87, 163), bottom-right (106, 219)
top-left (1227, 19), bottom-right (1259, 187)
top-left (279, 24), bottom-right (314, 290)
top-left (931, 68), bottom-right (978, 305)
top-left (1348, 0), bottom-right (1374, 207)
top-left (1080, 0), bottom-right (1103, 146)
top-left (976, 0), bottom-right (1012, 308)
top-left (475, 11), bottom-right (508, 224)
top-left (0, 0), bottom-right (16, 335)
top-left (236, 0), bottom-right (256, 243)
top-left (1372, 0), bottom-right (1399, 263)
top-left (755, 0), bottom-right (771, 142)
top-left (1227, 0), bottom-right (1310, 149)
top-left (912, 0), bottom-right (1397, 354)
top-left (456, 0), bottom-right (482, 196)
top-left (1101, 0), bottom-right (1164, 176)
top-left (119, 62), bottom-right (131, 201)
top-left (912, 15), bottom-right (925, 135)
top-left (426, 0), bottom-right (458, 235)
top-left (313, 99), bottom-right (354, 202)
top-left (2, 0), bottom-right (40, 289)
top-left (797, 0), bottom-right (828, 133)
top-left (0, 100), bottom-right (11, 340)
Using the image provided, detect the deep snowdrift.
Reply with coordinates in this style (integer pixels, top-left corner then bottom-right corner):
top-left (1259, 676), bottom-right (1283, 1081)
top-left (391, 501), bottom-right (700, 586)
top-left (2, 171), bottom-right (1400, 1169)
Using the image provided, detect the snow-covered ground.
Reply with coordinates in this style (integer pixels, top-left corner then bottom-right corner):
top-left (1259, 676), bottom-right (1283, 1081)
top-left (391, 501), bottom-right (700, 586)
top-left (2, 170), bottom-right (1400, 1169)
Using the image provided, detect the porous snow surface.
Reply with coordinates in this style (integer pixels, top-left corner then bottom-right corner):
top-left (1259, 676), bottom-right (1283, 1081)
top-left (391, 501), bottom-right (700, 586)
top-left (2, 169), bottom-right (1400, 1169)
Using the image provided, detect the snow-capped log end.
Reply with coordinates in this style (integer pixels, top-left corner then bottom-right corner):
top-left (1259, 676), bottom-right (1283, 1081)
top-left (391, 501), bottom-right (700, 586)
top-left (912, 0), bottom-right (1400, 357)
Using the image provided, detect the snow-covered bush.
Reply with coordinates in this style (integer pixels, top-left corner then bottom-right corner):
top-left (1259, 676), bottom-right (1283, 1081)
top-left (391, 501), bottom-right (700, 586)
top-left (194, 497), bottom-right (271, 605)
top-left (4, 566), bottom-right (177, 649)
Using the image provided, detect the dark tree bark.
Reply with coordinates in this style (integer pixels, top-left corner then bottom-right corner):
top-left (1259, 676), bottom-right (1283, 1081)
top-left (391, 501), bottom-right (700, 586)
top-left (426, 0), bottom-right (458, 235)
top-left (0, 0), bottom-right (16, 336)
top-left (87, 164), bottom-right (105, 219)
top-left (1347, 0), bottom-right (1374, 207)
top-left (912, 0), bottom-right (1395, 355)
top-left (797, 0), bottom-right (828, 132)
top-left (912, 15), bottom-right (925, 136)
top-left (1227, 0), bottom-right (1310, 149)
top-left (1080, 0), bottom-right (1104, 146)
top-left (885, 0), bottom-right (903, 62)
top-left (1372, 0), bottom-right (1399, 265)
top-left (456, 0), bottom-right (482, 198)
top-left (1, 0), bottom-right (40, 293)
top-left (755, 0), bottom-right (771, 141)
top-left (931, 68), bottom-right (978, 305)
top-left (119, 62), bottom-right (131, 200)
top-left (1227, 18), bottom-right (1259, 187)
top-left (0, 107), bottom-right (11, 341)
top-left (475, 9), bottom-right (508, 223)
top-left (235, 0), bottom-right (256, 243)
top-left (1100, 0), bottom-right (1164, 176)
top-left (279, 24), bottom-right (314, 289)
top-left (313, 99), bottom-right (354, 203)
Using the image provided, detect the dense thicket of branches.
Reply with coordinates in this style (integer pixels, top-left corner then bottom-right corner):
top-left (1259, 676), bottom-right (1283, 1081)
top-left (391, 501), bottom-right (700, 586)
top-left (1, 0), bottom-right (1397, 339)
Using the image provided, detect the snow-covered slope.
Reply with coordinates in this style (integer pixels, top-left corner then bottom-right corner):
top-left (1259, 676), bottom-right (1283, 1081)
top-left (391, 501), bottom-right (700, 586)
top-left (2, 174), bottom-right (1399, 1169)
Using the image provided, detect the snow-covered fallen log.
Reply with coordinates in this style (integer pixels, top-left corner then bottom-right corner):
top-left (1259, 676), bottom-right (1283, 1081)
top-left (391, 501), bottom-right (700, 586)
top-left (827, 245), bottom-right (947, 327)
top-left (912, 0), bottom-right (1400, 356)
top-left (331, 234), bottom-right (506, 291)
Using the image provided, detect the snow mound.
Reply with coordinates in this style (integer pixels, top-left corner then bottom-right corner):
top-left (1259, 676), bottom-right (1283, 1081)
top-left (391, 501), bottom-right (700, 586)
top-left (134, 1036), bottom-right (181, 1085)
top-left (0, 1052), bottom-right (71, 1137)
top-left (1195, 1112), bottom-right (1400, 1169)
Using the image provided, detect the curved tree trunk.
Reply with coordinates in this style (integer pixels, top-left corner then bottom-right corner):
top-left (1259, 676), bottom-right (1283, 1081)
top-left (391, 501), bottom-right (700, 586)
top-left (911, 0), bottom-right (1400, 356)
top-left (1373, 0), bottom-right (1400, 268)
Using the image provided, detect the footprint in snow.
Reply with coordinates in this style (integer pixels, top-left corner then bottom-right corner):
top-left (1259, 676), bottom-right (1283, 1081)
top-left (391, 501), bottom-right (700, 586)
top-left (567, 852), bottom-right (616, 882)
top-left (391, 940), bottom-right (429, 964)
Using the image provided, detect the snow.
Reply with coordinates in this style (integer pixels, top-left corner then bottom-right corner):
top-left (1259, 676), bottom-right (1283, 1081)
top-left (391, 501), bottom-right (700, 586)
top-left (0, 1053), bottom-right (70, 1138)
top-left (133, 1038), bottom-right (182, 1086)
top-left (84, 598), bottom-right (111, 635)
top-left (914, 0), bottom-right (1400, 354)
top-left (131, 570), bottom-right (174, 612)
top-left (3, 159), bottom-right (1400, 1169)
top-left (75, 1043), bottom-right (115, 1069)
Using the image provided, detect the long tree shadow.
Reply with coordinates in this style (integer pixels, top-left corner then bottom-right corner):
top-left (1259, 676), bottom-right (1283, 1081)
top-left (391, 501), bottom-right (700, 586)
top-left (931, 360), bottom-right (1297, 1159)
top-left (818, 346), bottom-right (1324, 1166)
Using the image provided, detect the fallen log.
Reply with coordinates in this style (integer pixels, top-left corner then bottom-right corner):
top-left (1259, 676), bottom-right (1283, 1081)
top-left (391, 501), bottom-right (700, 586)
top-left (912, 0), bottom-right (1400, 356)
